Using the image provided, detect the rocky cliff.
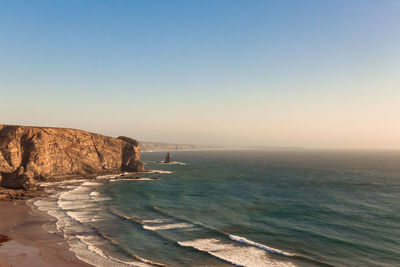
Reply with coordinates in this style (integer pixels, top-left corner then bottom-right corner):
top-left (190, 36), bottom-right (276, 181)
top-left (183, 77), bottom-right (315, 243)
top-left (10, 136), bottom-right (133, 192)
top-left (0, 125), bottom-right (144, 189)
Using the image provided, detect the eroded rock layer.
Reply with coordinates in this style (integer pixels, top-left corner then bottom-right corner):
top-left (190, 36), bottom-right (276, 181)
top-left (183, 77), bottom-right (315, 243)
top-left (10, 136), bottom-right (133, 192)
top-left (0, 125), bottom-right (144, 189)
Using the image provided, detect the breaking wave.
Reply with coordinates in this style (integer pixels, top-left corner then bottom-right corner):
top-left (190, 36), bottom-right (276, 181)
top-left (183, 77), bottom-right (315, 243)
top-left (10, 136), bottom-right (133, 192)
top-left (177, 238), bottom-right (296, 267)
top-left (229, 234), bottom-right (294, 257)
top-left (32, 181), bottom-right (165, 267)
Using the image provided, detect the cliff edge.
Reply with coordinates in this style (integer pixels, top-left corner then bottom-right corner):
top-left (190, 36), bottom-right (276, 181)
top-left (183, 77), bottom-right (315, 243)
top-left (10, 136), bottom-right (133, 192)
top-left (0, 125), bottom-right (144, 189)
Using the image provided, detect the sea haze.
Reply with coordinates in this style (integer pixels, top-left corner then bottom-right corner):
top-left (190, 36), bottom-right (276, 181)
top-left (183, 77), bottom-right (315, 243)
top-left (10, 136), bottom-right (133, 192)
top-left (34, 150), bottom-right (400, 266)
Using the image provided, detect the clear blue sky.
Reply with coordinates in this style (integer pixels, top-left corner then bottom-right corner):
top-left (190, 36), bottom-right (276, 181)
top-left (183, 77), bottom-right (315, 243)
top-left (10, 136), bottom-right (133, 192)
top-left (1, 0), bottom-right (399, 148)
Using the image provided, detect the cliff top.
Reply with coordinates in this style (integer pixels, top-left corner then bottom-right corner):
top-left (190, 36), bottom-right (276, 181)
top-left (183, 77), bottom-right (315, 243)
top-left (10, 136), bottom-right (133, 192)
top-left (0, 124), bottom-right (143, 189)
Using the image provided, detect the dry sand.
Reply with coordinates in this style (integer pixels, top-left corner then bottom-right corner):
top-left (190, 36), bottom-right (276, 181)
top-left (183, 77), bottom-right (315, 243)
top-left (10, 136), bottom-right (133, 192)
top-left (0, 200), bottom-right (91, 267)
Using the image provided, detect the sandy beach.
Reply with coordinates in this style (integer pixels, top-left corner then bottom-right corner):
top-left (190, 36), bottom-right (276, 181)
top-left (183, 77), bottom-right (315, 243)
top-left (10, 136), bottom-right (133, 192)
top-left (0, 199), bottom-right (91, 267)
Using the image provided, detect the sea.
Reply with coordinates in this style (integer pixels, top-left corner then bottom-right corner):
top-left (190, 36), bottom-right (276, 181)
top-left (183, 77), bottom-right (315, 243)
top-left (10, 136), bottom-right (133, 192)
top-left (31, 150), bottom-right (400, 267)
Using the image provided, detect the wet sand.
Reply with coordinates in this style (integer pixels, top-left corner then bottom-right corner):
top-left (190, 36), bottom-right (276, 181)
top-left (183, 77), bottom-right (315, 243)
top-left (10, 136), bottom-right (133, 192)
top-left (0, 200), bottom-right (91, 267)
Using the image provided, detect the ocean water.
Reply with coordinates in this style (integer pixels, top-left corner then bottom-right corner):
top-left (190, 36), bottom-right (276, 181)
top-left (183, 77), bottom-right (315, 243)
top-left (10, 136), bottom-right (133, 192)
top-left (33, 150), bottom-right (400, 266)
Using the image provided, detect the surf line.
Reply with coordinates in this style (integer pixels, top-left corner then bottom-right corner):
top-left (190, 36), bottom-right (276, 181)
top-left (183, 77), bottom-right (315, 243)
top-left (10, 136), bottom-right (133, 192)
top-left (150, 206), bottom-right (335, 266)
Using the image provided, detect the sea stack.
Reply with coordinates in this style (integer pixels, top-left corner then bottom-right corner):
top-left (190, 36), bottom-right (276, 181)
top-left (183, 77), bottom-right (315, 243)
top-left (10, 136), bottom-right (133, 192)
top-left (0, 125), bottom-right (144, 190)
top-left (165, 152), bottom-right (172, 163)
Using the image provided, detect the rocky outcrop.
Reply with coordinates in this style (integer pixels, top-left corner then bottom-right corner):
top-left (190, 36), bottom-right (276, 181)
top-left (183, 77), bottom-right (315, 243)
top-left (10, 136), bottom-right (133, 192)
top-left (165, 153), bottom-right (172, 163)
top-left (0, 125), bottom-right (144, 189)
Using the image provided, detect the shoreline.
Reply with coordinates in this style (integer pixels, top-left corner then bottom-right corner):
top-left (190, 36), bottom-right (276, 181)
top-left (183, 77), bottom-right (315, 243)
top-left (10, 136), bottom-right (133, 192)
top-left (0, 171), bottom-right (159, 267)
top-left (0, 199), bottom-right (92, 267)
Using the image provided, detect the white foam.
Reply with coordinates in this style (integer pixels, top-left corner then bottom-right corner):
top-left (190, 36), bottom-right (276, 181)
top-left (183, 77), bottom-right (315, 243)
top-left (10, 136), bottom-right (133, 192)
top-left (122, 178), bottom-right (156, 181)
top-left (90, 191), bottom-right (112, 202)
top-left (183, 228), bottom-right (201, 232)
top-left (66, 211), bottom-right (100, 223)
top-left (34, 182), bottom-right (158, 267)
top-left (58, 186), bottom-right (97, 210)
top-left (173, 161), bottom-right (187, 165)
top-left (59, 185), bottom-right (91, 201)
top-left (75, 235), bottom-right (161, 267)
top-left (82, 181), bottom-right (102, 186)
top-left (56, 184), bottom-right (107, 224)
top-left (97, 174), bottom-right (121, 179)
top-left (62, 179), bottom-right (88, 184)
top-left (143, 222), bottom-right (193, 231)
top-left (76, 235), bottom-right (109, 258)
top-left (35, 193), bottom-right (90, 235)
top-left (106, 177), bottom-right (157, 183)
top-left (42, 222), bottom-right (58, 234)
top-left (92, 196), bottom-right (112, 202)
top-left (142, 219), bottom-right (172, 224)
top-left (148, 170), bottom-right (173, 174)
top-left (39, 179), bottom-right (88, 187)
top-left (229, 235), bottom-right (294, 257)
top-left (34, 197), bottom-right (71, 233)
top-left (161, 161), bottom-right (187, 165)
top-left (109, 256), bottom-right (155, 267)
top-left (69, 236), bottom-right (152, 267)
top-left (178, 238), bottom-right (296, 267)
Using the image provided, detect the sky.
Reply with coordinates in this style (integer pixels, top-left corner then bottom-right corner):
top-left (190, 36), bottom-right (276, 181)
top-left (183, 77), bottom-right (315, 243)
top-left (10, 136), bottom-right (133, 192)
top-left (1, 0), bottom-right (400, 149)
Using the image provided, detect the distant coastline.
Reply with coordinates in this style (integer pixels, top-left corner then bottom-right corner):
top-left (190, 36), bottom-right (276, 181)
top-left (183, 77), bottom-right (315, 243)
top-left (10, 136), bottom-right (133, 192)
top-left (141, 141), bottom-right (305, 152)
top-left (140, 142), bottom-right (216, 152)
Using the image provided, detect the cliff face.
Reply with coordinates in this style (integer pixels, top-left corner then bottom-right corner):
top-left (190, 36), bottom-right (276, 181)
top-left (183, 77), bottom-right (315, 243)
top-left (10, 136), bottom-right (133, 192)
top-left (0, 125), bottom-right (144, 189)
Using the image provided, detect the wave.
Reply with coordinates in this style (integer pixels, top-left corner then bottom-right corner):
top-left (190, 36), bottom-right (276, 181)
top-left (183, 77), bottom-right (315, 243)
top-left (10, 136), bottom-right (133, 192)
top-left (229, 235), bottom-right (334, 267)
top-left (178, 238), bottom-right (296, 267)
top-left (36, 181), bottom-right (318, 267)
top-left (122, 177), bottom-right (158, 181)
top-left (96, 174), bottom-right (123, 179)
top-left (142, 206), bottom-right (300, 266)
top-left (34, 191), bottom-right (123, 267)
top-left (229, 235), bottom-right (294, 257)
top-left (108, 207), bottom-right (144, 225)
top-left (104, 234), bottom-right (166, 267)
top-left (160, 161), bottom-right (187, 165)
top-left (143, 223), bottom-right (193, 231)
top-left (150, 206), bottom-right (224, 234)
top-left (34, 182), bottom-right (167, 267)
top-left (147, 170), bottom-right (173, 174)
top-left (108, 205), bottom-right (330, 267)
top-left (109, 208), bottom-right (193, 231)
top-left (82, 181), bottom-right (102, 186)
top-left (67, 236), bottom-right (138, 267)
top-left (97, 173), bottom-right (159, 182)
top-left (39, 179), bottom-right (88, 188)
top-left (107, 177), bottom-right (159, 183)
top-left (147, 206), bottom-right (330, 267)
top-left (142, 219), bottom-right (172, 224)
top-left (144, 160), bottom-right (187, 165)
top-left (90, 191), bottom-right (100, 196)
top-left (76, 234), bottom-right (165, 267)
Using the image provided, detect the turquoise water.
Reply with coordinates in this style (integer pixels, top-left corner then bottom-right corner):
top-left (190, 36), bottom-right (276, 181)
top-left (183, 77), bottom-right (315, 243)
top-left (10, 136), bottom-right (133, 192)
top-left (37, 150), bottom-right (400, 266)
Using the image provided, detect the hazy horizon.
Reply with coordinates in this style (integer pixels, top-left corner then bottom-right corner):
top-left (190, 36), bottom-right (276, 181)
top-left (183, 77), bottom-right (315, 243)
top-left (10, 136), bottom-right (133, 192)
top-left (1, 1), bottom-right (400, 149)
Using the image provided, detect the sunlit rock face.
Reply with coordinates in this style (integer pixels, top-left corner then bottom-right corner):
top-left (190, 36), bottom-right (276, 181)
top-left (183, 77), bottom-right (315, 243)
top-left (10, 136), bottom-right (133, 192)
top-left (0, 125), bottom-right (144, 189)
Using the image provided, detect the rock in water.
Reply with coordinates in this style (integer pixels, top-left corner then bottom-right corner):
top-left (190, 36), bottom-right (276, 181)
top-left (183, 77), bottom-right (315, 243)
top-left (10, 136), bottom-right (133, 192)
top-left (165, 153), bottom-right (172, 163)
top-left (0, 125), bottom-right (144, 189)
